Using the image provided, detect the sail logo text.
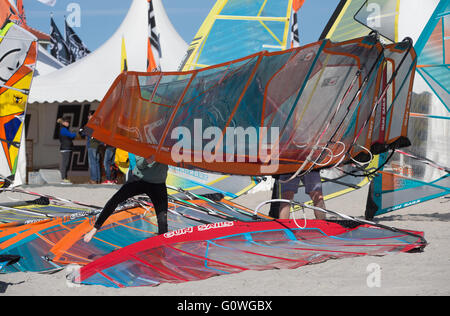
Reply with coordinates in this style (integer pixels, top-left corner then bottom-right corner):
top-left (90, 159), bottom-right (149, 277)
top-left (163, 222), bottom-right (234, 238)
top-left (164, 227), bottom-right (194, 238)
top-left (170, 119), bottom-right (280, 173)
top-left (198, 221), bottom-right (234, 231)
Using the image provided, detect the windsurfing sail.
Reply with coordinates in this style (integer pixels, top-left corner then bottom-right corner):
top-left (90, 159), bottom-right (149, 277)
top-left (88, 34), bottom-right (416, 177)
top-left (319, 0), bottom-right (449, 217)
top-left (368, 0), bottom-right (450, 217)
top-left (0, 205), bottom-right (156, 273)
top-left (0, 22), bottom-right (37, 188)
top-left (70, 218), bottom-right (426, 288)
top-left (147, 0), bottom-right (161, 72)
top-left (106, 1), bottom-right (260, 199)
top-left (0, 200), bottom-right (94, 225)
top-left (0, 0), bottom-right (26, 28)
top-left (305, 0), bottom-right (422, 206)
top-left (114, 22), bottom-right (259, 199)
top-left (180, 0), bottom-right (294, 71)
top-left (0, 191), bottom-right (269, 273)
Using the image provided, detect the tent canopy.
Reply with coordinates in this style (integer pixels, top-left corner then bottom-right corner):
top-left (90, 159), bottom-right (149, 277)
top-left (28, 0), bottom-right (187, 104)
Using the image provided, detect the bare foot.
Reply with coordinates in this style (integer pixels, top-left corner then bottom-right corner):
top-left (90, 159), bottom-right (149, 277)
top-left (84, 228), bottom-right (98, 243)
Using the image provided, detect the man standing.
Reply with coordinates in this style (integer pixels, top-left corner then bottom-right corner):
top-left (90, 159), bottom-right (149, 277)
top-left (270, 170), bottom-right (326, 220)
top-left (80, 110), bottom-right (101, 184)
top-left (57, 116), bottom-right (76, 184)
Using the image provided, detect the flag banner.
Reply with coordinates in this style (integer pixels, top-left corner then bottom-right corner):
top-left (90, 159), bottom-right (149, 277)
top-left (49, 17), bottom-right (71, 65)
top-left (290, 0), bottom-right (305, 48)
top-left (290, 11), bottom-right (299, 47)
top-left (65, 20), bottom-right (90, 62)
top-left (147, 0), bottom-right (161, 71)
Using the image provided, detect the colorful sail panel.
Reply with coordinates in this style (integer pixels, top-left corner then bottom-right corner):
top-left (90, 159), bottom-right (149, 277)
top-left (0, 22), bottom-right (37, 188)
top-left (0, 202), bottom-right (94, 225)
top-left (0, 196), bottom-right (268, 273)
top-left (88, 35), bottom-right (416, 176)
top-left (369, 0), bottom-right (450, 216)
top-left (180, 0), bottom-right (293, 71)
top-left (321, 0), bottom-right (439, 44)
top-left (321, 0), bottom-right (402, 43)
top-left (0, 0), bottom-right (26, 28)
top-left (319, 0), bottom-right (448, 216)
top-left (71, 219), bottom-right (426, 288)
top-left (0, 206), bottom-right (157, 273)
top-left (166, 166), bottom-right (259, 199)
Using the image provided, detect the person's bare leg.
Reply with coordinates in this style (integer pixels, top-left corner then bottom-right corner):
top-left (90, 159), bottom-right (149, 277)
top-left (278, 181), bottom-right (326, 220)
top-left (279, 191), bottom-right (295, 219)
top-left (309, 190), bottom-right (326, 220)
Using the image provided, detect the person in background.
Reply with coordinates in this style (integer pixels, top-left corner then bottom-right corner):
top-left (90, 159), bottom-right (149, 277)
top-left (57, 116), bottom-right (76, 184)
top-left (102, 145), bottom-right (117, 184)
top-left (80, 110), bottom-right (101, 184)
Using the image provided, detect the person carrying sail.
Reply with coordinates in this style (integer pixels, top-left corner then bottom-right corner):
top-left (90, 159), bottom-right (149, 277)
top-left (270, 170), bottom-right (326, 220)
top-left (83, 154), bottom-right (168, 243)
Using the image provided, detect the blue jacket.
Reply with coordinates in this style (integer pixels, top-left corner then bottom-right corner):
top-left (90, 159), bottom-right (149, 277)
top-left (59, 126), bottom-right (76, 151)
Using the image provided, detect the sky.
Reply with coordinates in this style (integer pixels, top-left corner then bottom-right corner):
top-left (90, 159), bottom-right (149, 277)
top-left (23, 0), bottom-right (341, 51)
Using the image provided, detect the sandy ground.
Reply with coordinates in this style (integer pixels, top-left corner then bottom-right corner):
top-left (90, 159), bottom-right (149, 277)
top-left (0, 182), bottom-right (449, 296)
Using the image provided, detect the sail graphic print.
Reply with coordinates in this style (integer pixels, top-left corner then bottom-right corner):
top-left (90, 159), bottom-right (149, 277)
top-left (0, 22), bottom-right (37, 188)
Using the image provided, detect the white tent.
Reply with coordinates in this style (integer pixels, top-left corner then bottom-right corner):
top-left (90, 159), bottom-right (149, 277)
top-left (29, 0), bottom-right (187, 104)
top-left (25, 0), bottom-right (188, 174)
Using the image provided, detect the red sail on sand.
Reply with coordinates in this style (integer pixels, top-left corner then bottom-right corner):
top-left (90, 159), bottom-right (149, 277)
top-left (88, 34), bottom-right (416, 176)
top-left (0, 186), bottom-right (427, 281)
top-left (0, 185), bottom-right (426, 285)
top-left (70, 219), bottom-right (426, 288)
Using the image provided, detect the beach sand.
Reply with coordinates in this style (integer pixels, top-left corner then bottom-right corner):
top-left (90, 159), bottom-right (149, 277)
top-left (0, 182), bottom-right (449, 296)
